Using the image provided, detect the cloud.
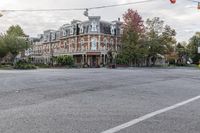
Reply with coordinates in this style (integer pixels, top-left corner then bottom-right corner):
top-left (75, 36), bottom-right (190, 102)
top-left (0, 0), bottom-right (200, 42)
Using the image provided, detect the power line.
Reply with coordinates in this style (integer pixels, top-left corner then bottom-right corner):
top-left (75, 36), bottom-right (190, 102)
top-left (87, 0), bottom-right (156, 10)
top-left (0, 0), bottom-right (156, 12)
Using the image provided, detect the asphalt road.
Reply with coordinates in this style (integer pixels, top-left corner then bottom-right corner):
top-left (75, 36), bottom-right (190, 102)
top-left (0, 68), bottom-right (200, 133)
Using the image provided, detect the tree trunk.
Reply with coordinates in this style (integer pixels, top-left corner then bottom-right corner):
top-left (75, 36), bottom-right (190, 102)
top-left (146, 56), bottom-right (150, 67)
top-left (151, 56), bottom-right (157, 66)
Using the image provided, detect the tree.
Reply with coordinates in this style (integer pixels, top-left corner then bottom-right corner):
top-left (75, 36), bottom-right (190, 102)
top-left (187, 32), bottom-right (200, 64)
top-left (145, 17), bottom-right (176, 66)
top-left (119, 9), bottom-right (147, 66)
top-left (6, 25), bottom-right (26, 37)
top-left (0, 25), bottom-right (29, 63)
top-left (1, 34), bottom-right (28, 62)
top-left (0, 36), bottom-right (8, 62)
top-left (176, 42), bottom-right (188, 65)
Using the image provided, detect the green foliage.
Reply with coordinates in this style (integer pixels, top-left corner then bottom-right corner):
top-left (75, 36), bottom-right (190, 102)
top-left (56, 55), bottom-right (74, 66)
top-left (6, 25), bottom-right (26, 37)
top-left (14, 60), bottom-right (37, 69)
top-left (0, 37), bottom-right (8, 59)
top-left (0, 25), bottom-right (29, 63)
top-left (120, 10), bottom-right (177, 67)
top-left (120, 9), bottom-right (147, 66)
top-left (187, 32), bottom-right (200, 64)
top-left (35, 63), bottom-right (50, 68)
top-left (2, 34), bottom-right (28, 56)
top-left (145, 17), bottom-right (176, 66)
top-left (116, 54), bottom-right (129, 65)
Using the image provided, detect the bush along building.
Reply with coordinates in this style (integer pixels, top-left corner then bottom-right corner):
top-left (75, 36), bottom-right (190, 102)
top-left (30, 16), bottom-right (123, 67)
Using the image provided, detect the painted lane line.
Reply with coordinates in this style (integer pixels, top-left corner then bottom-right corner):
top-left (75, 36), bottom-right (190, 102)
top-left (101, 95), bottom-right (200, 133)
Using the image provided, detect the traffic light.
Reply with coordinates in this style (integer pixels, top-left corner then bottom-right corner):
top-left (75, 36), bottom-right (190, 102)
top-left (170, 0), bottom-right (176, 4)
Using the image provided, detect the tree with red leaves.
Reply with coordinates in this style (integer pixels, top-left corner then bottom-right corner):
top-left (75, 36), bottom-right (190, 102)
top-left (117, 9), bottom-right (147, 66)
top-left (123, 9), bottom-right (145, 36)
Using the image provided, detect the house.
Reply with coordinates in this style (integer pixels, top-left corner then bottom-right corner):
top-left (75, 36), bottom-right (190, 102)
top-left (30, 16), bottom-right (123, 67)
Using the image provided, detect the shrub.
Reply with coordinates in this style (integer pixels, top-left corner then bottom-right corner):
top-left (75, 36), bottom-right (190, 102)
top-left (116, 54), bottom-right (128, 65)
top-left (56, 55), bottom-right (74, 67)
top-left (14, 60), bottom-right (37, 70)
top-left (36, 63), bottom-right (50, 68)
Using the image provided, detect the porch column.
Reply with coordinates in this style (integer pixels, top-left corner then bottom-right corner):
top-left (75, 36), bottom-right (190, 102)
top-left (100, 54), bottom-right (102, 64)
top-left (86, 54), bottom-right (88, 65)
top-left (81, 54), bottom-right (84, 65)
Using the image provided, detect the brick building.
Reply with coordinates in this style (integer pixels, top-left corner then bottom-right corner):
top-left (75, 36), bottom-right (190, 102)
top-left (30, 16), bottom-right (123, 67)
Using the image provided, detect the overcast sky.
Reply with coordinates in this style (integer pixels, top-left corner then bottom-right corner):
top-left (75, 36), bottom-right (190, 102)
top-left (0, 0), bottom-right (200, 42)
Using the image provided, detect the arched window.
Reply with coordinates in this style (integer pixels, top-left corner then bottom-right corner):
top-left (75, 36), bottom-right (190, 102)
top-left (111, 25), bottom-right (115, 35)
top-left (91, 37), bottom-right (97, 50)
top-left (70, 27), bottom-right (73, 35)
top-left (63, 30), bottom-right (67, 36)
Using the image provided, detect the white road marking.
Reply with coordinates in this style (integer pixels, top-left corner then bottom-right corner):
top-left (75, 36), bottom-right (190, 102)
top-left (101, 95), bottom-right (200, 133)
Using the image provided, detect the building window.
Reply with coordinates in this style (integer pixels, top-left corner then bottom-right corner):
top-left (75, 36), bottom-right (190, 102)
top-left (64, 41), bottom-right (67, 49)
top-left (80, 38), bottom-right (84, 50)
top-left (110, 39), bottom-right (114, 46)
top-left (103, 38), bottom-right (108, 50)
top-left (91, 38), bottom-right (97, 50)
top-left (71, 39), bottom-right (75, 51)
top-left (103, 38), bottom-right (108, 45)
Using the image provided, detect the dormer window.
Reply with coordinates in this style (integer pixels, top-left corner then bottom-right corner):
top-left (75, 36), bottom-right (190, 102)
top-left (79, 25), bottom-right (84, 34)
top-left (91, 21), bottom-right (97, 32)
top-left (52, 33), bottom-right (56, 40)
top-left (111, 25), bottom-right (116, 35)
top-left (70, 27), bottom-right (73, 35)
top-left (63, 30), bottom-right (67, 36)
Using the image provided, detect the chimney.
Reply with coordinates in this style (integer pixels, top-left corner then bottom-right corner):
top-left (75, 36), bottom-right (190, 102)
top-left (118, 18), bottom-right (120, 21)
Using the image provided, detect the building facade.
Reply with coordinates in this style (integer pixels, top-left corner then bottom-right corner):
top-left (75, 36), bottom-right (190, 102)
top-left (30, 16), bottom-right (122, 67)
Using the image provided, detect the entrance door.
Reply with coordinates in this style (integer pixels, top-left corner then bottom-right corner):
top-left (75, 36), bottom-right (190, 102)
top-left (91, 56), bottom-right (97, 68)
